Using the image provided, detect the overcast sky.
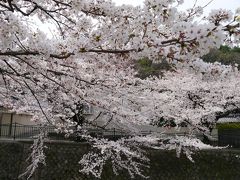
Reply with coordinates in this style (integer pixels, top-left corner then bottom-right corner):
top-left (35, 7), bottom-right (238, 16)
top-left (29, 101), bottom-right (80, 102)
top-left (113, 0), bottom-right (240, 14)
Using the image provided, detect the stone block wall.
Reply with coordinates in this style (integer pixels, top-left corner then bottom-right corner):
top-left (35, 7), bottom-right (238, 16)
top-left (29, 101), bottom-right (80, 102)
top-left (1, 140), bottom-right (240, 180)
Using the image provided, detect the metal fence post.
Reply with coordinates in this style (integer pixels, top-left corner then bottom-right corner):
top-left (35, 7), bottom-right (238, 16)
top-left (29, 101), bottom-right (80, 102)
top-left (13, 122), bottom-right (16, 140)
top-left (113, 128), bottom-right (116, 140)
top-left (0, 122), bottom-right (2, 138)
top-left (32, 126), bottom-right (34, 139)
top-left (0, 113), bottom-right (2, 137)
top-left (9, 113), bottom-right (13, 137)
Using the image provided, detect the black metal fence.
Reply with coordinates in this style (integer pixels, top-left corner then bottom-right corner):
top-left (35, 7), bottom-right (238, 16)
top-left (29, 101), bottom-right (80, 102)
top-left (0, 123), bottom-right (55, 140)
top-left (0, 123), bottom-right (136, 140)
top-left (0, 123), bottom-right (191, 141)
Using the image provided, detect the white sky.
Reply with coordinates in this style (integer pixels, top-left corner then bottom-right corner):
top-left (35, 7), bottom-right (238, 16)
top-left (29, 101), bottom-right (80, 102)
top-left (113, 0), bottom-right (240, 14)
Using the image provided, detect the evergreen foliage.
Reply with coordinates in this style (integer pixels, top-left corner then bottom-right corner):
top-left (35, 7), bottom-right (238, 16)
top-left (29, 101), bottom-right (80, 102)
top-left (202, 45), bottom-right (240, 67)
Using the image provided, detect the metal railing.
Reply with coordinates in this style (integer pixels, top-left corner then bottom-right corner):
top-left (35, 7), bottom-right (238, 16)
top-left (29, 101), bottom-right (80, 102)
top-left (0, 123), bottom-right (132, 140)
top-left (0, 123), bottom-right (55, 140)
top-left (0, 123), bottom-right (193, 141)
top-left (0, 123), bottom-right (149, 141)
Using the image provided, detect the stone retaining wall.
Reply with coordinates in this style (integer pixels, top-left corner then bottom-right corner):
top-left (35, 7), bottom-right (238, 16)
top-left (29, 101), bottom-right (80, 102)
top-left (1, 140), bottom-right (240, 180)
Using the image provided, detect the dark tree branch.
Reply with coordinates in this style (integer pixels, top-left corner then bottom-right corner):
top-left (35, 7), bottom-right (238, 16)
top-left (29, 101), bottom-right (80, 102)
top-left (92, 112), bottom-right (103, 122)
top-left (102, 115), bottom-right (114, 129)
top-left (12, 3), bottom-right (38, 16)
top-left (14, 34), bottom-right (28, 51)
top-left (0, 2), bottom-right (13, 11)
top-left (0, 48), bottom-right (138, 59)
top-left (52, 0), bottom-right (71, 7)
top-left (23, 81), bottom-right (51, 124)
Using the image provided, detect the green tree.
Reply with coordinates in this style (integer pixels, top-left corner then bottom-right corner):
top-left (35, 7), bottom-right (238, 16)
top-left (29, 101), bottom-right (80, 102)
top-left (135, 57), bottom-right (174, 79)
top-left (202, 45), bottom-right (240, 67)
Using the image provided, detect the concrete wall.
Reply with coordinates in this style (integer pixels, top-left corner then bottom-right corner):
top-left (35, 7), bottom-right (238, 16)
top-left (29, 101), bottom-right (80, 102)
top-left (0, 112), bottom-right (35, 137)
top-left (1, 113), bottom-right (34, 125)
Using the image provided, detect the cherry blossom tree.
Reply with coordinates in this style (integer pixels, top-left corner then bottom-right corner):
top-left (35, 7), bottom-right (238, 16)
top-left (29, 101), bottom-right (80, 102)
top-left (0, 0), bottom-right (240, 178)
